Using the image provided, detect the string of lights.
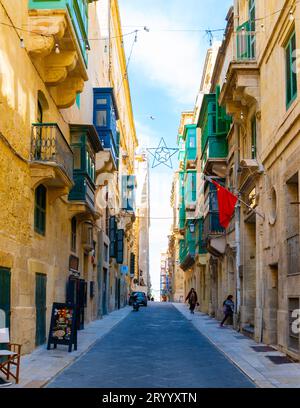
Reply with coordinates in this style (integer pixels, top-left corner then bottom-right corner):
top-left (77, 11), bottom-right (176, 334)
top-left (0, 1), bottom-right (298, 47)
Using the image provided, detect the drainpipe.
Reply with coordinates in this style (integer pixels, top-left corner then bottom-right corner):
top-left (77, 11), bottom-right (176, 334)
top-left (234, 122), bottom-right (241, 330)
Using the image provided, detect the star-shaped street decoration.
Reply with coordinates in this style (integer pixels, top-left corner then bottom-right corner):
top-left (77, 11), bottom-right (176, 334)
top-left (147, 138), bottom-right (179, 169)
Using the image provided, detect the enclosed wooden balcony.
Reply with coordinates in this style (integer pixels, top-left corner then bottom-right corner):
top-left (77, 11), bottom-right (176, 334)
top-left (30, 123), bottom-right (73, 194)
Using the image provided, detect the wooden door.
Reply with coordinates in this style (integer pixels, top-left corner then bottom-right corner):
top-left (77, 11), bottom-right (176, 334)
top-left (35, 273), bottom-right (47, 346)
top-left (0, 268), bottom-right (11, 329)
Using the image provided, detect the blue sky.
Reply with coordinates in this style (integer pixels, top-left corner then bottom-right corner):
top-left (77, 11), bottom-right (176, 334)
top-left (119, 0), bottom-right (232, 295)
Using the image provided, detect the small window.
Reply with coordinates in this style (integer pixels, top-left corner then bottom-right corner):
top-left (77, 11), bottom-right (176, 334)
top-left (34, 184), bottom-right (46, 235)
top-left (76, 93), bottom-right (81, 109)
top-left (71, 217), bottom-right (77, 252)
top-left (96, 98), bottom-right (107, 105)
top-left (286, 31), bottom-right (297, 108)
top-left (73, 146), bottom-right (81, 169)
top-left (189, 134), bottom-right (196, 148)
top-left (96, 110), bottom-right (107, 127)
top-left (37, 101), bottom-right (43, 123)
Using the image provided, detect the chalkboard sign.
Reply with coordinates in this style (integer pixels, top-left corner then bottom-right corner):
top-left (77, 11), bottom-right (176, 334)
top-left (47, 303), bottom-right (77, 352)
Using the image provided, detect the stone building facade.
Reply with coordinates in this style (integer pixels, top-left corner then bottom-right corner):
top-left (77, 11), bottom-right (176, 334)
top-left (0, 0), bottom-right (143, 354)
top-left (170, 0), bottom-right (300, 361)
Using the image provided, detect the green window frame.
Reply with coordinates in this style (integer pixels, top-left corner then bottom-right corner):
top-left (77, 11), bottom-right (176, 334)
top-left (286, 31), bottom-right (297, 108)
top-left (71, 216), bottom-right (77, 252)
top-left (34, 184), bottom-right (46, 235)
top-left (251, 116), bottom-right (257, 159)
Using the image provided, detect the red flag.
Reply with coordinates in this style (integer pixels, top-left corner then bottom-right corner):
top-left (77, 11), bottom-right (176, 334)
top-left (211, 179), bottom-right (238, 228)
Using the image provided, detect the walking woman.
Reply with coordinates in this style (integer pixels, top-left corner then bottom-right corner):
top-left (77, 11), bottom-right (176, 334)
top-left (185, 288), bottom-right (198, 314)
top-left (220, 295), bottom-right (234, 327)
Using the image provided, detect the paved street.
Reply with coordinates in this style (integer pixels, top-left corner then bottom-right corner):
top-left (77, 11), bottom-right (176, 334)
top-left (47, 303), bottom-right (254, 388)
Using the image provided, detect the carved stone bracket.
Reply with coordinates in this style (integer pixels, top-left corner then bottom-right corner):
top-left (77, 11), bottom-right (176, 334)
top-left (27, 10), bottom-right (88, 109)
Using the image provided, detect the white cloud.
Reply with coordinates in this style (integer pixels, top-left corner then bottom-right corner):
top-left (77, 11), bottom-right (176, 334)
top-left (120, 7), bottom-right (204, 105)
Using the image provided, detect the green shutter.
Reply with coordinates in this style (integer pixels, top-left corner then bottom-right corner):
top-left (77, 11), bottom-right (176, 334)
top-left (286, 31), bottom-right (297, 108)
top-left (116, 229), bottom-right (124, 264)
top-left (34, 185), bottom-right (46, 235)
top-left (109, 216), bottom-right (117, 257)
top-left (216, 85), bottom-right (231, 135)
top-left (0, 268), bottom-right (11, 330)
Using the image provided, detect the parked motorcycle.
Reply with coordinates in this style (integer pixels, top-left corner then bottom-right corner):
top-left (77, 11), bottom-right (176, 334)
top-left (131, 294), bottom-right (140, 311)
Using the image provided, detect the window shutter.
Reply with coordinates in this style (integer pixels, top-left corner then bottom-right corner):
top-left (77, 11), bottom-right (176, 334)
top-left (216, 85), bottom-right (231, 135)
top-left (121, 175), bottom-right (136, 211)
top-left (116, 229), bottom-right (124, 264)
top-left (109, 216), bottom-right (117, 258)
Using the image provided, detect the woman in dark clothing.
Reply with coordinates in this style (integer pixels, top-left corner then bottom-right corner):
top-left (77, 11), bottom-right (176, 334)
top-left (185, 288), bottom-right (198, 314)
top-left (220, 295), bottom-right (234, 327)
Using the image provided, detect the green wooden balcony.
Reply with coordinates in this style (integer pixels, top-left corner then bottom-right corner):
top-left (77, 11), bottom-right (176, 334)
top-left (199, 92), bottom-right (230, 173)
top-left (196, 218), bottom-right (207, 255)
top-left (183, 125), bottom-right (197, 169)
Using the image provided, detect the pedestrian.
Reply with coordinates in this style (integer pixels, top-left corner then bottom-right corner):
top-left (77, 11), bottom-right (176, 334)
top-left (185, 288), bottom-right (198, 314)
top-left (220, 295), bottom-right (234, 327)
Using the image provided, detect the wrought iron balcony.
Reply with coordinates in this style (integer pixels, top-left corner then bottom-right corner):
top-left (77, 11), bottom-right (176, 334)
top-left (31, 123), bottom-right (73, 183)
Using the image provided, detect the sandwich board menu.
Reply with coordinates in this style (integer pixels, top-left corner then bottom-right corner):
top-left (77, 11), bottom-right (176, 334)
top-left (47, 303), bottom-right (77, 352)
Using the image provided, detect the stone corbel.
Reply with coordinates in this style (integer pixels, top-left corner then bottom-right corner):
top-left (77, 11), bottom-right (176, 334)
top-left (242, 86), bottom-right (260, 109)
top-left (27, 14), bottom-right (67, 57)
top-left (49, 76), bottom-right (84, 109)
top-left (43, 51), bottom-right (78, 85)
top-left (48, 186), bottom-right (69, 204)
top-left (96, 151), bottom-right (116, 175)
top-left (30, 164), bottom-right (57, 189)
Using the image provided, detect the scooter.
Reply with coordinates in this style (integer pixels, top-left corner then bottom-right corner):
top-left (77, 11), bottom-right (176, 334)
top-left (132, 295), bottom-right (140, 312)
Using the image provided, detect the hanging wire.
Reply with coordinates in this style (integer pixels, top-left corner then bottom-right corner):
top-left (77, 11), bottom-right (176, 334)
top-left (0, 1), bottom-right (299, 43)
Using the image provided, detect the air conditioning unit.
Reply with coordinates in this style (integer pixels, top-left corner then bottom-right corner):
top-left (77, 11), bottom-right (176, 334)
top-left (82, 222), bottom-right (94, 252)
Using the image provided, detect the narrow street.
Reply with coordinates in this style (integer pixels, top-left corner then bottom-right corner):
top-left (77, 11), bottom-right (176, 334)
top-left (47, 303), bottom-right (254, 388)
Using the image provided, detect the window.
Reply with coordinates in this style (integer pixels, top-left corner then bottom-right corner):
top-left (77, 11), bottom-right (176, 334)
top-left (96, 98), bottom-right (107, 105)
top-left (96, 110), bottom-right (107, 127)
top-left (286, 31), bottom-right (297, 108)
top-left (72, 146), bottom-right (81, 169)
top-left (37, 101), bottom-right (43, 123)
top-left (34, 184), bottom-right (46, 235)
top-left (251, 116), bottom-right (257, 159)
top-left (249, 0), bottom-right (256, 28)
top-left (104, 243), bottom-right (108, 262)
top-left (189, 134), bottom-right (196, 148)
top-left (76, 93), bottom-right (81, 109)
top-left (71, 217), bottom-right (77, 252)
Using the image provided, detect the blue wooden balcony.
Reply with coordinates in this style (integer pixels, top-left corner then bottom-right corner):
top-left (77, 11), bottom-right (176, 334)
top-left (93, 88), bottom-right (120, 169)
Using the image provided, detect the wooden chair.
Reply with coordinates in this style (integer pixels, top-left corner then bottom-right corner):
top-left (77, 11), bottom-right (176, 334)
top-left (0, 328), bottom-right (22, 384)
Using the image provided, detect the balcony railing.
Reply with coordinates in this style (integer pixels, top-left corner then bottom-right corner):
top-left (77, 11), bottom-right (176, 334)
top-left (287, 234), bottom-right (300, 275)
top-left (31, 123), bottom-right (73, 182)
top-left (236, 22), bottom-right (256, 61)
top-left (203, 212), bottom-right (225, 240)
